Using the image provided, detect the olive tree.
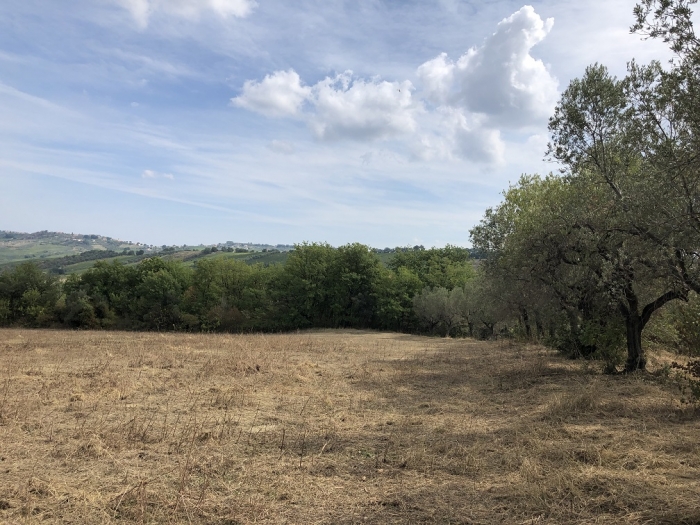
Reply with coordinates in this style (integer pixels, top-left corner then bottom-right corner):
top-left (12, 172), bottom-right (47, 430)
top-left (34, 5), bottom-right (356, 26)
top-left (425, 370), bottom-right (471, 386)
top-left (476, 0), bottom-right (700, 371)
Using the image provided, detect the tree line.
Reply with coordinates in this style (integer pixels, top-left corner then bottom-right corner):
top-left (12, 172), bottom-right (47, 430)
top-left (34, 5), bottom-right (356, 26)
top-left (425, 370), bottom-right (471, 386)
top-left (0, 244), bottom-right (486, 336)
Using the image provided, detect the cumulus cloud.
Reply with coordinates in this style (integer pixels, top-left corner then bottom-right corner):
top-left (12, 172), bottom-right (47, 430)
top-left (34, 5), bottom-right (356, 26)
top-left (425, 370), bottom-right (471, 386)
top-left (413, 109), bottom-right (505, 164)
top-left (417, 5), bottom-right (558, 126)
top-left (116, 0), bottom-right (256, 28)
top-left (450, 115), bottom-right (505, 164)
top-left (416, 53), bottom-right (454, 107)
top-left (232, 5), bottom-right (556, 163)
top-left (142, 169), bottom-right (174, 180)
top-left (232, 70), bottom-right (311, 117)
top-left (234, 70), bottom-right (417, 141)
top-left (309, 72), bottom-right (416, 141)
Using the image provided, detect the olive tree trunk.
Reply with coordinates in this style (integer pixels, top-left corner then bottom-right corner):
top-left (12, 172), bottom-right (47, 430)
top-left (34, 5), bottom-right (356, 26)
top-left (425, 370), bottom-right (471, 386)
top-left (624, 313), bottom-right (645, 372)
top-left (622, 290), bottom-right (685, 372)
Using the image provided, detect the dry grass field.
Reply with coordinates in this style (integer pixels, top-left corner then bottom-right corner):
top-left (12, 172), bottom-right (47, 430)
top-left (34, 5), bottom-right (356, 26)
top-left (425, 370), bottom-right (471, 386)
top-left (0, 329), bottom-right (699, 524)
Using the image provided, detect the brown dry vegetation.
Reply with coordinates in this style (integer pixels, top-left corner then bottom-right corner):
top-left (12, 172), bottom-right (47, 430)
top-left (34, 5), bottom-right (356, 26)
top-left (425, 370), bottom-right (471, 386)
top-left (0, 329), bottom-right (698, 524)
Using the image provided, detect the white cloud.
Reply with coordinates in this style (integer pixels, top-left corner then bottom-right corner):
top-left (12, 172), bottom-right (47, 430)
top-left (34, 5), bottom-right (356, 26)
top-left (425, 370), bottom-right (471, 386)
top-left (451, 117), bottom-right (504, 164)
top-left (142, 169), bottom-right (174, 180)
top-left (231, 5), bottom-right (555, 162)
top-left (309, 72), bottom-right (416, 141)
top-left (417, 5), bottom-right (558, 127)
top-left (413, 109), bottom-right (505, 164)
top-left (408, 5), bottom-right (557, 163)
top-left (115, 0), bottom-right (256, 28)
top-left (416, 53), bottom-right (454, 106)
top-left (231, 70), bottom-right (311, 117)
top-left (118, 0), bottom-right (150, 28)
top-left (234, 70), bottom-right (417, 142)
top-left (205, 0), bottom-right (256, 18)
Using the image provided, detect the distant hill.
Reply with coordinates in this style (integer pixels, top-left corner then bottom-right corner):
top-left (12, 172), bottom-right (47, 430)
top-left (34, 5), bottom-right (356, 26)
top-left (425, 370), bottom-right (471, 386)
top-left (0, 230), bottom-right (481, 275)
top-left (0, 230), bottom-right (297, 274)
top-left (0, 230), bottom-right (154, 266)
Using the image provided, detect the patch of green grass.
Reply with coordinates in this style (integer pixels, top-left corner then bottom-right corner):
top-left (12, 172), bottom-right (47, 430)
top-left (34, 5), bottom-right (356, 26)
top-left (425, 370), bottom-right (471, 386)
top-left (57, 250), bottom-right (290, 275)
top-left (61, 256), bottom-right (139, 274)
top-left (0, 243), bottom-right (82, 266)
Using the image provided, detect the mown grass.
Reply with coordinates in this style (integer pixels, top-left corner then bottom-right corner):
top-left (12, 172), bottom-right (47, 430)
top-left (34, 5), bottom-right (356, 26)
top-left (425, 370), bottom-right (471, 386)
top-left (0, 329), bottom-right (698, 524)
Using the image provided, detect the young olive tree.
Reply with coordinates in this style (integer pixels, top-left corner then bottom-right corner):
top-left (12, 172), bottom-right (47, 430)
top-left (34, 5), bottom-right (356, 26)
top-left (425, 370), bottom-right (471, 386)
top-left (412, 286), bottom-right (469, 336)
top-left (470, 174), bottom-right (619, 355)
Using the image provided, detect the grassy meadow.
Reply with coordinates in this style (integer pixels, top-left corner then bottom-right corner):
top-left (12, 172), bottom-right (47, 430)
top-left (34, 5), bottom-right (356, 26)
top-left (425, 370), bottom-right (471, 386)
top-left (0, 329), bottom-right (698, 523)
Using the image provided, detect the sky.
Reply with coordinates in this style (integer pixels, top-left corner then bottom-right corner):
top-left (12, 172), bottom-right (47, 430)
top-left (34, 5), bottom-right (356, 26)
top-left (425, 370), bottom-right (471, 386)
top-left (0, 0), bottom-right (674, 247)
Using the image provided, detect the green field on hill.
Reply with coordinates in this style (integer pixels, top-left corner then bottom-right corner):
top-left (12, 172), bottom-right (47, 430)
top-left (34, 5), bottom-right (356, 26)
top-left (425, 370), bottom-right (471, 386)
top-left (0, 231), bottom-right (299, 275)
top-left (0, 231), bottom-right (147, 266)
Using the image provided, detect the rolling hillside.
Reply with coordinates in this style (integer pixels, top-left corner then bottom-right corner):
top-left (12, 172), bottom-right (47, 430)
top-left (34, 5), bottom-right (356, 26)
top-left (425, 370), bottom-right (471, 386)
top-left (0, 230), bottom-right (150, 266)
top-left (0, 230), bottom-right (478, 275)
top-left (0, 230), bottom-right (295, 274)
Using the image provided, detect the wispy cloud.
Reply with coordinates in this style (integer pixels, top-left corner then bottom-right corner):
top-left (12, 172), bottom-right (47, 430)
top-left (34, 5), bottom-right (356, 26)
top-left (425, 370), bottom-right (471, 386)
top-left (114, 0), bottom-right (257, 28)
top-left (108, 49), bottom-right (196, 79)
top-left (142, 169), bottom-right (174, 180)
top-left (267, 140), bottom-right (295, 155)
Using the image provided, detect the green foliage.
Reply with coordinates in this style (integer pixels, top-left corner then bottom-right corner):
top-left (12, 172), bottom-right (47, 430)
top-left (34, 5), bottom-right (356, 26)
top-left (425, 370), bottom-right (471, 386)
top-left (327, 243), bottom-right (383, 327)
top-left (274, 242), bottom-right (335, 328)
top-left (61, 258), bottom-right (192, 330)
top-left (580, 318), bottom-right (627, 373)
top-left (63, 290), bottom-right (98, 328)
top-left (0, 262), bottom-right (60, 326)
top-left (413, 287), bottom-right (449, 333)
top-left (670, 293), bottom-right (700, 355)
top-left (187, 257), bottom-right (275, 331)
top-left (0, 298), bottom-right (10, 323)
top-left (388, 245), bottom-right (474, 289)
top-left (374, 266), bottom-right (422, 332)
top-left (63, 261), bottom-right (136, 327)
top-left (412, 286), bottom-right (469, 336)
top-left (632, 0), bottom-right (699, 58)
top-left (461, 274), bottom-right (501, 339)
top-left (274, 243), bottom-right (384, 329)
top-left (131, 258), bottom-right (192, 330)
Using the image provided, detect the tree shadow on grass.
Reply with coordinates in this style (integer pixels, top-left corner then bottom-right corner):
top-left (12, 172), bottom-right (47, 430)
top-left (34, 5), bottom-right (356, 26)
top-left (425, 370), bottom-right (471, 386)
top-left (329, 340), bottom-right (700, 524)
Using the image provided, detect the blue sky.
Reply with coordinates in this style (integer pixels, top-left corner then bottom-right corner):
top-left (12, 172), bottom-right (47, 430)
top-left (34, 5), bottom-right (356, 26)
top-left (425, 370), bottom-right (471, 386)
top-left (0, 0), bottom-right (672, 247)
